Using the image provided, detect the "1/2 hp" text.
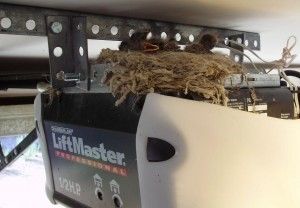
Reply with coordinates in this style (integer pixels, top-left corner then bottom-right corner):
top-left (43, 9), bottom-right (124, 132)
top-left (58, 177), bottom-right (81, 196)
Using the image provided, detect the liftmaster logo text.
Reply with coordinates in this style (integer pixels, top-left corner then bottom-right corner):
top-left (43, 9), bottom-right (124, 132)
top-left (51, 126), bottom-right (126, 166)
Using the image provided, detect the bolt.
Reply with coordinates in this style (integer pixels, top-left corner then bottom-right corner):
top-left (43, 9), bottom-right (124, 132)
top-left (51, 22), bottom-right (63, 34)
top-left (56, 71), bottom-right (81, 82)
top-left (64, 73), bottom-right (81, 82)
top-left (56, 71), bottom-right (65, 80)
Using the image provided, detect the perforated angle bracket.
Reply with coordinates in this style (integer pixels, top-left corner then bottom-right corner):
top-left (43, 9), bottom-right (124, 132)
top-left (47, 16), bottom-right (90, 89)
top-left (0, 3), bottom-right (261, 86)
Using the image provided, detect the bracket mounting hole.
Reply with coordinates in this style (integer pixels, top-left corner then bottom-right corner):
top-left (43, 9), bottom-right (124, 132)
top-left (237, 37), bottom-right (243, 44)
top-left (129, 29), bottom-right (135, 37)
top-left (53, 47), bottom-right (63, 57)
top-left (146, 32), bottom-right (152, 40)
top-left (111, 26), bottom-right (118, 35)
top-left (51, 22), bottom-right (63, 34)
top-left (91, 25), bottom-right (100, 34)
top-left (1, 17), bottom-right (11, 29)
top-left (244, 39), bottom-right (249, 46)
top-left (77, 23), bottom-right (82, 30)
top-left (79, 47), bottom-right (84, 56)
top-left (26, 19), bottom-right (36, 31)
top-left (161, 32), bottom-right (167, 40)
top-left (254, 40), bottom-right (258, 48)
top-left (175, 33), bottom-right (181, 41)
top-left (189, 34), bottom-right (194, 42)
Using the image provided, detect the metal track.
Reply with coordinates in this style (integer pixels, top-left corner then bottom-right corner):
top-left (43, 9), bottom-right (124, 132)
top-left (0, 3), bottom-right (260, 49)
top-left (0, 129), bottom-right (37, 171)
top-left (0, 3), bottom-right (261, 89)
top-left (46, 16), bottom-right (90, 88)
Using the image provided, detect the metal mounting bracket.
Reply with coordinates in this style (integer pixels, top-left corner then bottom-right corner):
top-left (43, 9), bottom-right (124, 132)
top-left (229, 34), bottom-right (245, 64)
top-left (0, 129), bottom-right (37, 172)
top-left (0, 3), bottom-right (262, 88)
top-left (46, 16), bottom-right (90, 89)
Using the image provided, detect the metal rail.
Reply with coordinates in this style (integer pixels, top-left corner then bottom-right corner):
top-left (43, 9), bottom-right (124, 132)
top-left (0, 3), bottom-right (260, 48)
top-left (0, 3), bottom-right (261, 89)
top-left (0, 129), bottom-right (37, 171)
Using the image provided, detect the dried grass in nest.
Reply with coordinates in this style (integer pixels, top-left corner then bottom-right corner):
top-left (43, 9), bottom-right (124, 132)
top-left (96, 49), bottom-right (242, 106)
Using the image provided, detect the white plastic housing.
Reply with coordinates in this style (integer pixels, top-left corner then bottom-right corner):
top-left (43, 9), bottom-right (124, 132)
top-left (137, 93), bottom-right (300, 208)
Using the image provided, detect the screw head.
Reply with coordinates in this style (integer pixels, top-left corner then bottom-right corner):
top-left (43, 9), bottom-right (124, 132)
top-left (51, 22), bottom-right (63, 34)
top-left (56, 71), bottom-right (65, 80)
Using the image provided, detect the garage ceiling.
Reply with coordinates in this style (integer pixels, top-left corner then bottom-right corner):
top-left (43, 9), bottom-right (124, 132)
top-left (0, 0), bottom-right (300, 63)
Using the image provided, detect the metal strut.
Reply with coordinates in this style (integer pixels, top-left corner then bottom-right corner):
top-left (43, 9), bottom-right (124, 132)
top-left (0, 129), bottom-right (37, 172)
top-left (0, 3), bottom-right (261, 89)
top-left (46, 16), bottom-right (90, 89)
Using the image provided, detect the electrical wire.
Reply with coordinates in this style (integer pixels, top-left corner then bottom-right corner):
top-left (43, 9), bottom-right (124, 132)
top-left (217, 42), bottom-right (263, 74)
top-left (223, 37), bottom-right (299, 117)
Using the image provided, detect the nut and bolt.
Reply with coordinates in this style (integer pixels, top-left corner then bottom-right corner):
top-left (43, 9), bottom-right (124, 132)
top-left (56, 71), bottom-right (65, 80)
top-left (56, 71), bottom-right (81, 82)
top-left (51, 22), bottom-right (63, 34)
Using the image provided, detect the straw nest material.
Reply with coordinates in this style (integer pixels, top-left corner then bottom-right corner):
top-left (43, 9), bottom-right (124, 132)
top-left (96, 49), bottom-right (242, 106)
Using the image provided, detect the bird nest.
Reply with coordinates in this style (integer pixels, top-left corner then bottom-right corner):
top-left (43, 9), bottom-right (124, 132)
top-left (96, 49), bottom-right (242, 106)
